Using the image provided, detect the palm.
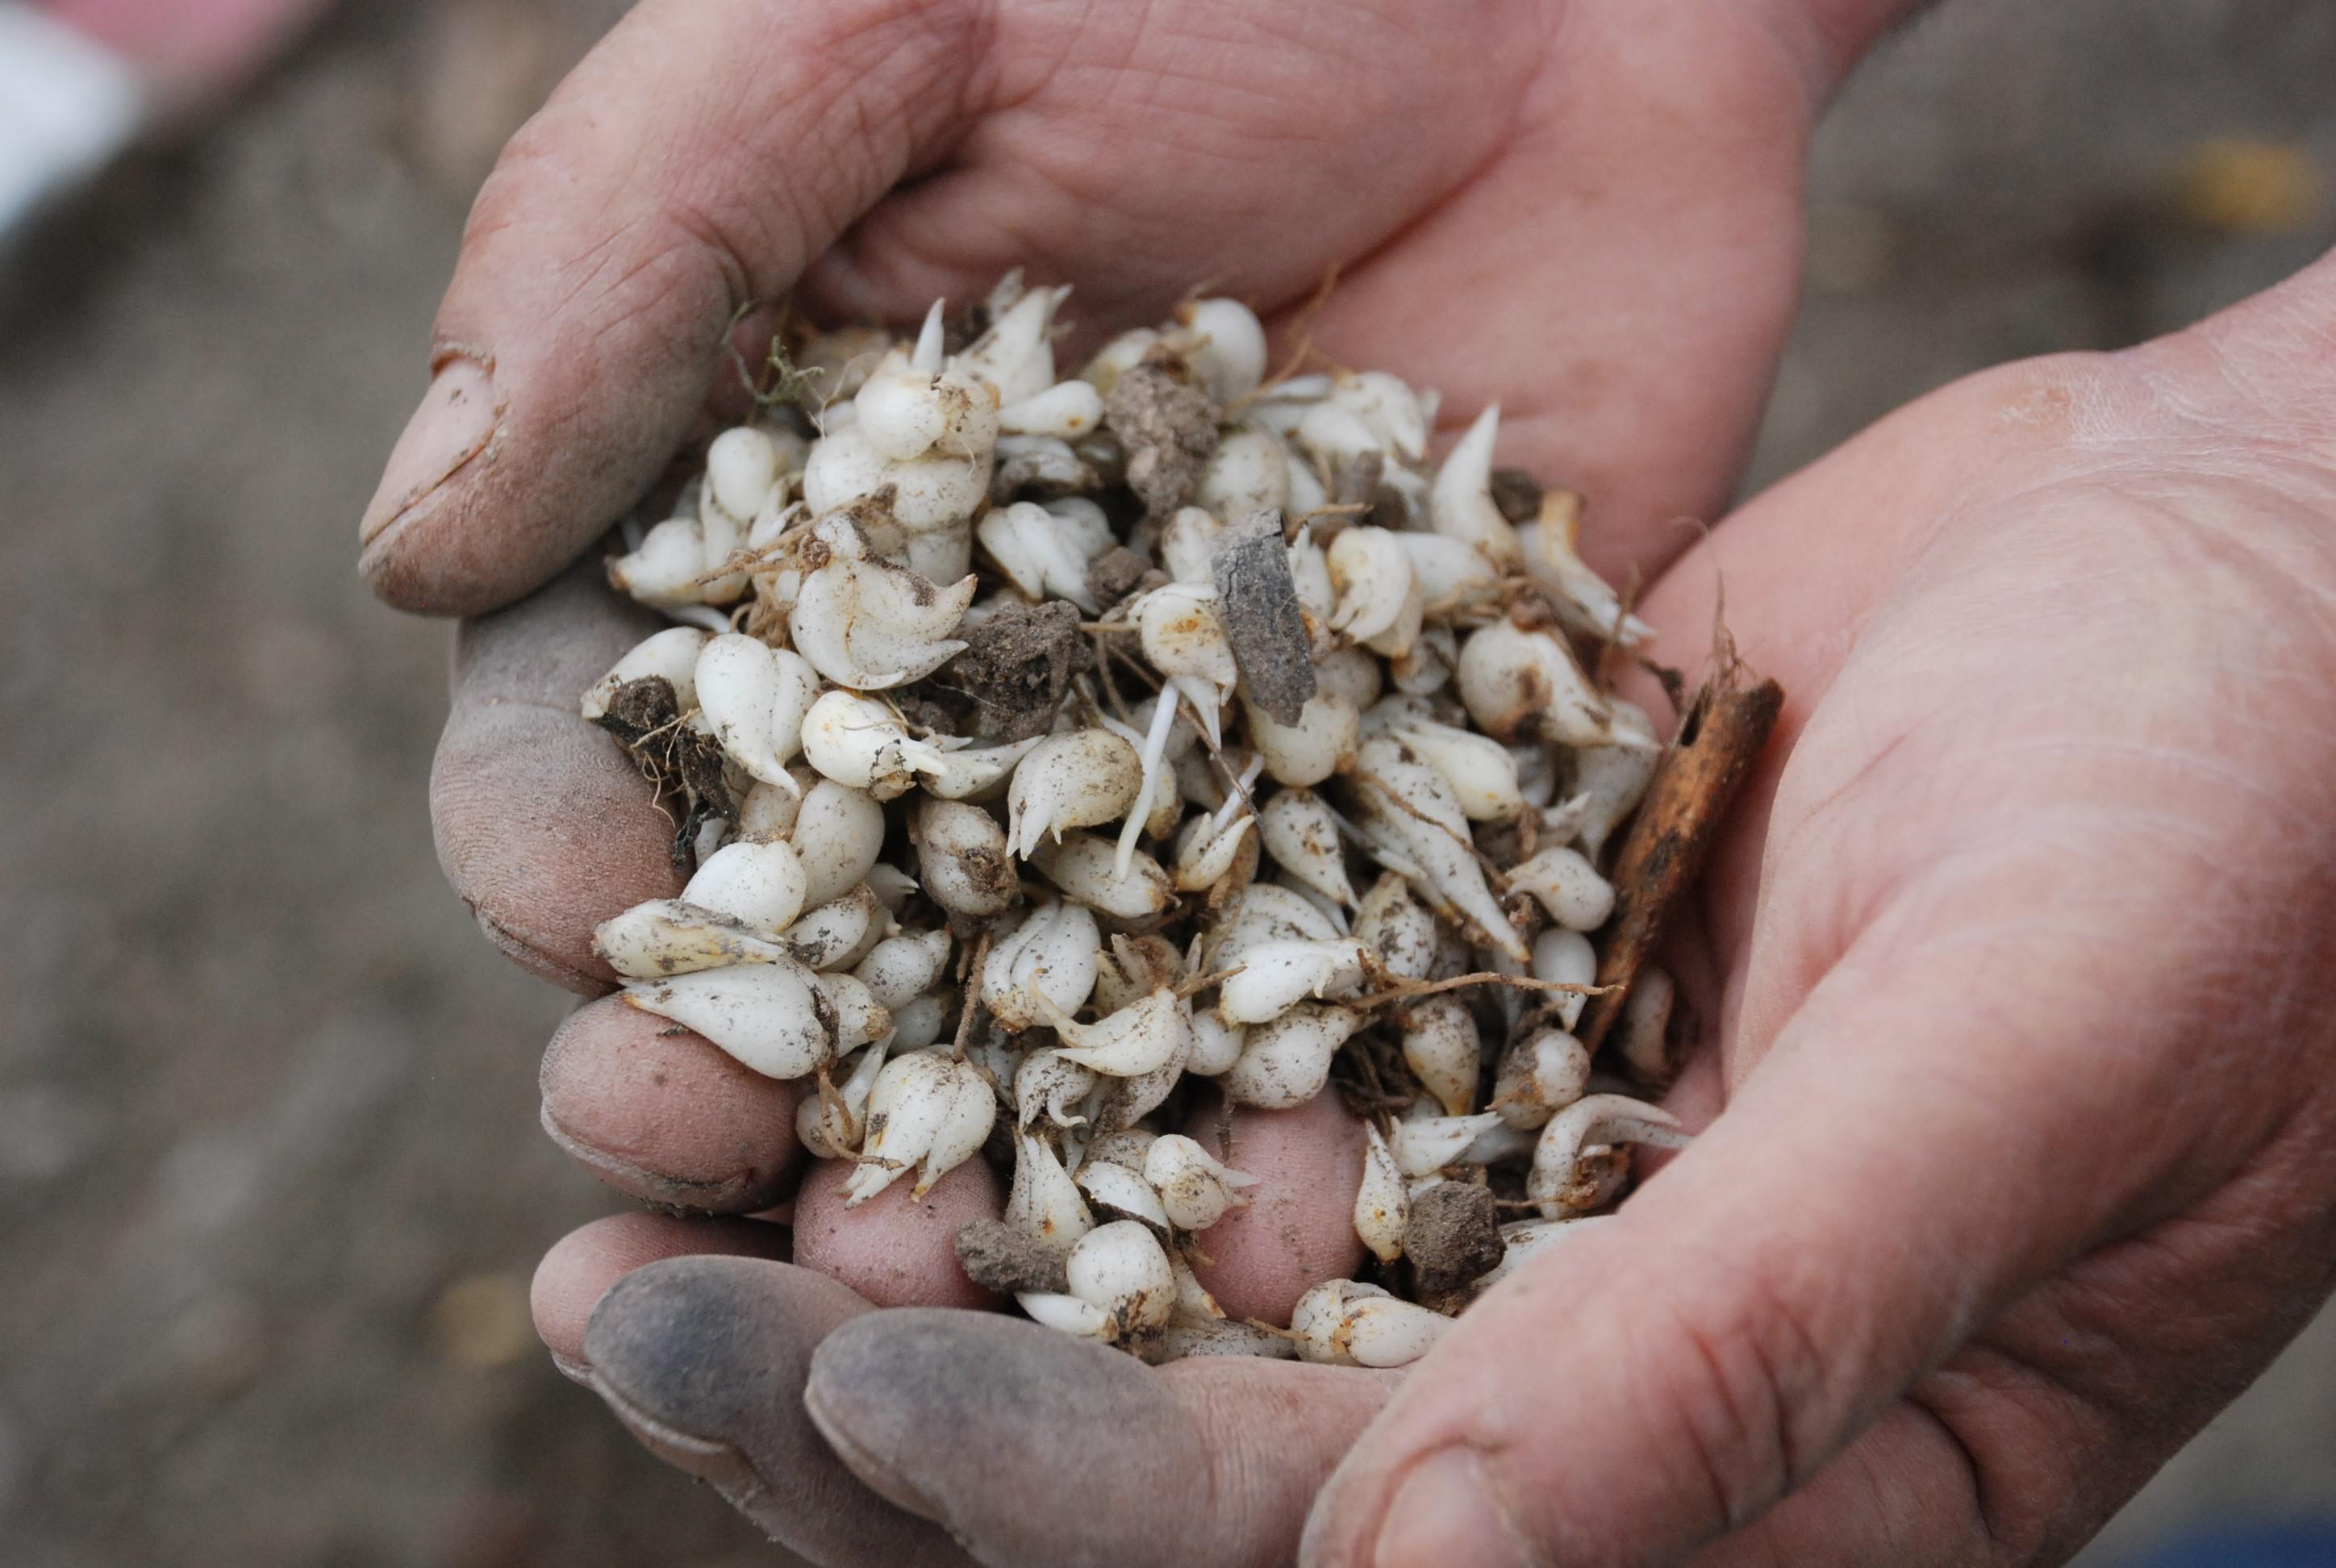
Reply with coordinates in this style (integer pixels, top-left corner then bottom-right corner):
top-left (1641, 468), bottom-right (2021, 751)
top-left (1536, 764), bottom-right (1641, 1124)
top-left (794, 0), bottom-right (1818, 582)
top-left (1345, 341), bottom-right (2336, 1565)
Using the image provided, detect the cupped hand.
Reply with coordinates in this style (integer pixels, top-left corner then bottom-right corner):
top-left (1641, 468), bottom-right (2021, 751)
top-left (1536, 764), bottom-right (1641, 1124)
top-left (540, 256), bottom-right (2336, 1566)
top-left (405, 0), bottom-right (1891, 992)
top-left (393, 0), bottom-right (1885, 1431)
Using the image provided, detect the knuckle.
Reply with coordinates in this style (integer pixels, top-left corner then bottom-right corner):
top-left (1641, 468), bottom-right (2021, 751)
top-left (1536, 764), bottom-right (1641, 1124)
top-left (1641, 1267), bottom-right (1833, 1533)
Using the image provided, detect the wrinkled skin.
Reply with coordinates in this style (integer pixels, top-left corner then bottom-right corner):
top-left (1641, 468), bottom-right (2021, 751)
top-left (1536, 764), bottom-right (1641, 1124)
top-left (366, 1), bottom-right (2336, 1564)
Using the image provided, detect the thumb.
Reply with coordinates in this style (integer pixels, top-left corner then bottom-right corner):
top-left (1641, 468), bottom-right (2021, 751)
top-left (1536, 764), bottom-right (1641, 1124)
top-left (359, 0), bottom-right (981, 615)
top-left (1300, 880), bottom-right (2218, 1566)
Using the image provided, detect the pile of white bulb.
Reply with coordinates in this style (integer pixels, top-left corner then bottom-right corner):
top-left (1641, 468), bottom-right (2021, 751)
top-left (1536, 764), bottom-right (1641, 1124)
top-left (582, 275), bottom-right (1692, 1363)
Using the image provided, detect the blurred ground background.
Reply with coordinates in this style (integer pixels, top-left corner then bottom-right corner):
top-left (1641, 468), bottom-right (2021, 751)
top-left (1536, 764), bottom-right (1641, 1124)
top-left (0, 0), bottom-right (2330, 1563)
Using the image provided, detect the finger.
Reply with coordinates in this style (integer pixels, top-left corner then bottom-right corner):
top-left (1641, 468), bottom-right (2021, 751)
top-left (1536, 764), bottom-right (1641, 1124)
top-left (1185, 1089), bottom-right (1371, 1325)
top-left (540, 997), bottom-right (808, 1211)
top-left (584, 1256), bottom-right (973, 1567)
top-left (432, 557), bottom-right (682, 993)
top-left (791, 1151), bottom-right (1005, 1310)
top-left (360, 0), bottom-right (986, 615)
top-left (531, 1211), bottom-right (789, 1382)
top-left (1299, 901), bottom-right (2232, 1568)
top-left (805, 1307), bottom-right (1395, 1568)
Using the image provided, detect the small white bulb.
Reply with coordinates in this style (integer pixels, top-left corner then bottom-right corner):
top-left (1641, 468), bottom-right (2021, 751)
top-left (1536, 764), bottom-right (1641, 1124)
top-left (1390, 719), bottom-right (1525, 824)
top-left (1516, 489), bottom-right (1654, 645)
top-left (998, 377), bottom-right (1105, 439)
top-left (1528, 1095), bottom-right (1692, 1218)
top-left (913, 796), bottom-right (1020, 920)
top-left (1256, 788), bottom-right (1357, 908)
top-left (681, 839), bottom-right (809, 934)
top-left (980, 899), bottom-right (1103, 1031)
top-left (1353, 873), bottom-right (1438, 981)
top-left (799, 690), bottom-right (924, 798)
top-left (1065, 1219), bottom-right (1178, 1337)
top-left (1143, 1134), bottom-right (1259, 1232)
top-left (622, 959), bottom-right (834, 1080)
top-left (789, 552), bottom-right (974, 690)
top-left (1197, 426), bottom-right (1292, 522)
top-left (844, 1053), bottom-right (993, 1204)
top-left (790, 779), bottom-right (887, 908)
top-left (1493, 1024), bottom-right (1591, 1131)
top-left (1353, 1122), bottom-right (1409, 1263)
top-left (1218, 1003), bottom-right (1362, 1109)
top-left (976, 497), bottom-right (1113, 612)
top-left (706, 426), bottom-right (785, 523)
top-left (1350, 733), bottom-right (1526, 963)
top-left (1510, 845), bottom-right (1616, 932)
top-left (607, 515), bottom-right (716, 608)
top-left (1007, 729), bottom-right (1144, 858)
top-left (1171, 298), bottom-right (1268, 404)
top-left (1392, 1111), bottom-right (1508, 1178)
top-left (1041, 986), bottom-right (1190, 1079)
top-left (1401, 995), bottom-right (1483, 1117)
top-left (1075, 1157), bottom-right (1171, 1231)
top-left (1185, 1009), bottom-right (1246, 1077)
top-left (1291, 1279), bottom-right (1450, 1368)
top-left (1455, 619), bottom-right (1612, 747)
top-left (1427, 404), bottom-right (1521, 569)
top-left (694, 635), bottom-right (821, 787)
top-left (1217, 936), bottom-right (1369, 1025)
top-left (1006, 1131), bottom-right (1095, 1252)
top-left (1077, 327), bottom-right (1160, 395)
top-left (1531, 928), bottom-right (1598, 1031)
top-left (1158, 506), bottom-right (1226, 586)
top-left (780, 883), bottom-right (888, 972)
top-left (1029, 832), bottom-right (1176, 921)
top-left (1616, 966), bottom-right (1677, 1085)
top-left (1170, 806), bottom-right (1257, 892)
top-left (592, 899), bottom-right (789, 978)
top-left (1016, 1049), bottom-right (1098, 1131)
top-left (1326, 527), bottom-right (1423, 657)
top-left (850, 928), bottom-right (953, 1011)
top-left (797, 1040), bottom-right (890, 1160)
top-left (1329, 370), bottom-right (1431, 464)
top-left (1244, 693), bottom-right (1359, 789)
top-left (953, 284), bottom-right (1068, 406)
top-left (812, 971), bottom-right (893, 1052)
top-left (1571, 700), bottom-right (1662, 860)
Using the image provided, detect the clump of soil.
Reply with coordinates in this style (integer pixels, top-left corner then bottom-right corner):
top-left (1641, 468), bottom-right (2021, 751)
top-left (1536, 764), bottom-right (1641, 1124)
top-left (1103, 347), bottom-right (1219, 518)
top-left (590, 675), bottom-right (734, 872)
top-left (932, 599), bottom-right (1094, 741)
top-left (954, 1218), bottom-right (1070, 1295)
top-left (1084, 545), bottom-right (1154, 611)
top-left (1404, 1180), bottom-right (1505, 1306)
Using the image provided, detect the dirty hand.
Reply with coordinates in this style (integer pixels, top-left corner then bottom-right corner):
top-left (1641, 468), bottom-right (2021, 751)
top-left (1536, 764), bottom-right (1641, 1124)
top-left (543, 251), bottom-right (2336, 1568)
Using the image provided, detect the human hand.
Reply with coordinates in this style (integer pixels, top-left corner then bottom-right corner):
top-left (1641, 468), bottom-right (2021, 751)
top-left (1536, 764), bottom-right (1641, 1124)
top-left (401, 0), bottom-right (1912, 1000)
top-left (541, 256), bottom-right (2336, 1566)
top-left (400, 0), bottom-right (1902, 1321)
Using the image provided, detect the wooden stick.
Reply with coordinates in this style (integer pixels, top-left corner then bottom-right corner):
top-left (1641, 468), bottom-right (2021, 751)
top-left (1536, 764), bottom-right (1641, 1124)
top-left (1579, 655), bottom-right (1783, 1058)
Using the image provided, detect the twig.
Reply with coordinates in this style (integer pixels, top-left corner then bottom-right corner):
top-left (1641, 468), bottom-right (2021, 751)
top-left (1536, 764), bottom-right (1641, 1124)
top-left (1579, 644), bottom-right (1783, 1057)
top-left (950, 932), bottom-right (992, 1061)
top-left (1349, 971), bottom-right (1613, 1011)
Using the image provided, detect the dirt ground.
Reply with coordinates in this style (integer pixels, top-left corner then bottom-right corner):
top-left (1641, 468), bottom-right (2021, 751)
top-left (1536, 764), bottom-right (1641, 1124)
top-left (1, 2), bottom-right (2330, 1564)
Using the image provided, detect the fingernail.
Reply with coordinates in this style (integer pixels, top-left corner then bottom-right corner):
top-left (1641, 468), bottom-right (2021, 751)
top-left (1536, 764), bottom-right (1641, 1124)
top-left (361, 357), bottom-right (496, 545)
top-left (1374, 1448), bottom-right (1533, 1568)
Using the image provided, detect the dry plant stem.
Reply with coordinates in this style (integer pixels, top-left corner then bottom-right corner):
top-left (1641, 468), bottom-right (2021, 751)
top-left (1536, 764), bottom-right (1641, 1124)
top-left (1579, 653), bottom-right (1784, 1058)
top-left (1349, 971), bottom-right (1611, 1010)
top-left (951, 932), bottom-right (993, 1060)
